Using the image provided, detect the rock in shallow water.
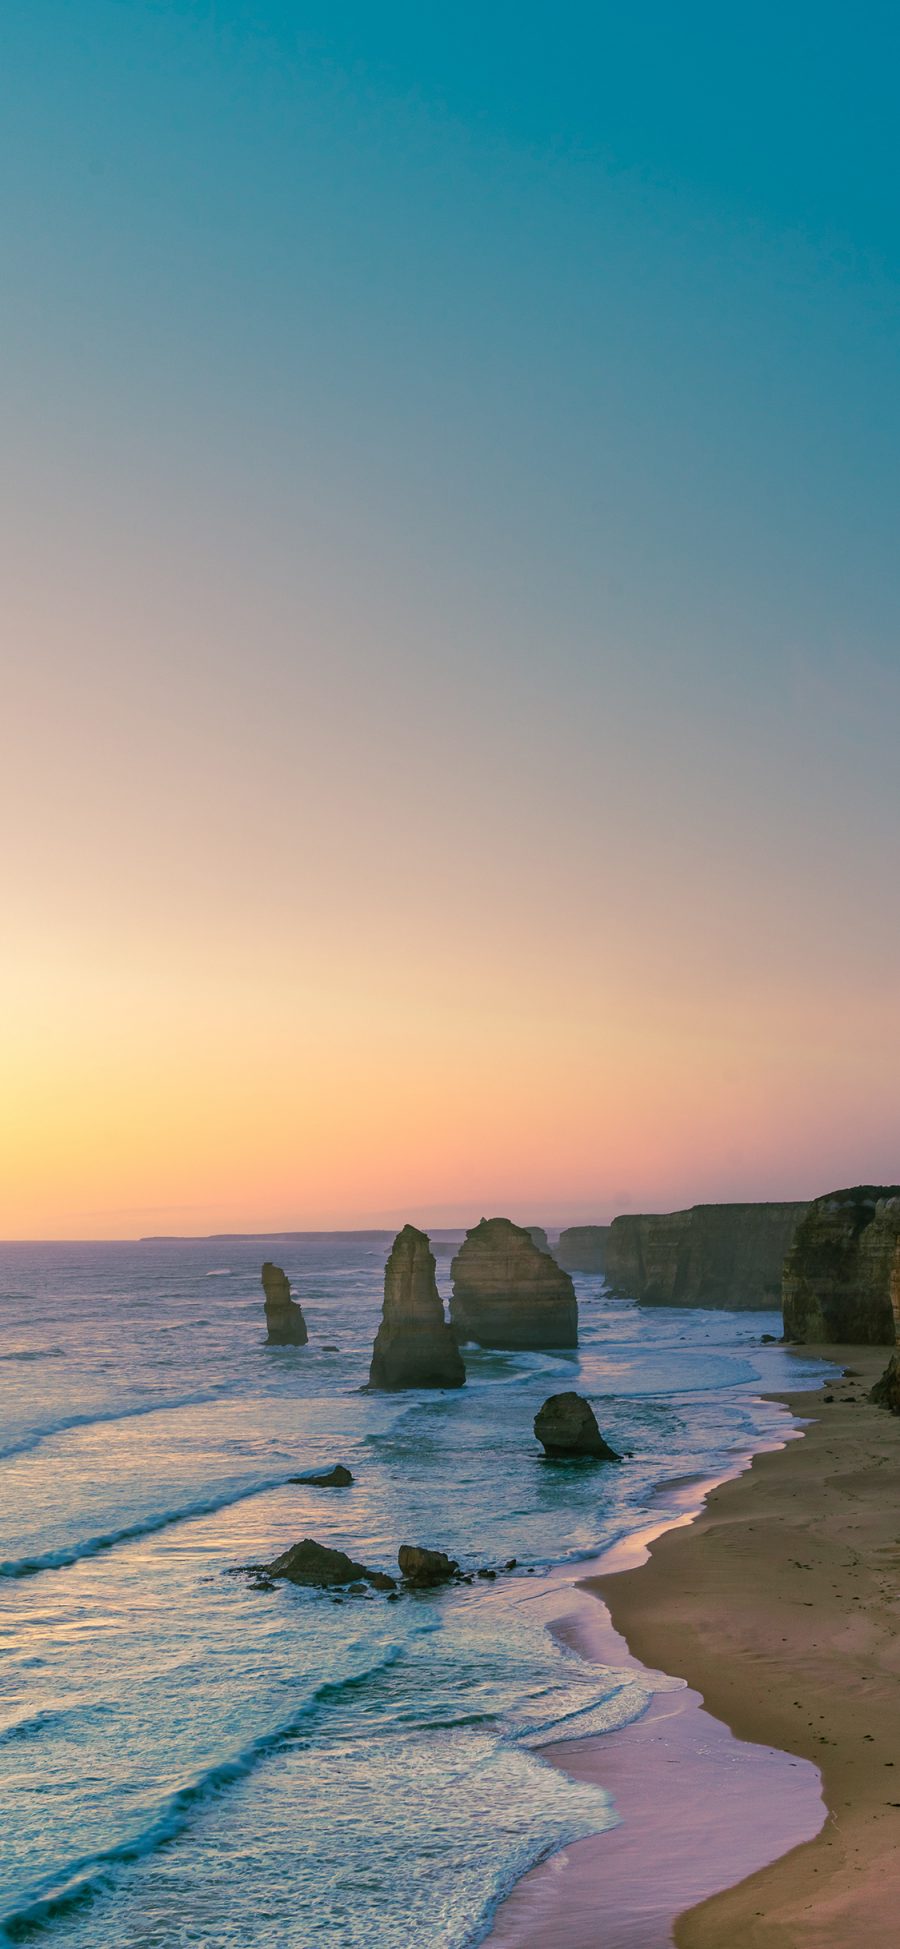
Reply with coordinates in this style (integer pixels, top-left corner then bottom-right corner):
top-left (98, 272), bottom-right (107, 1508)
top-left (261, 1261), bottom-right (308, 1346)
top-left (398, 1545), bottom-right (460, 1586)
top-left (263, 1538), bottom-right (395, 1590)
top-left (534, 1391), bottom-right (619, 1460)
top-left (288, 1465), bottom-right (354, 1487)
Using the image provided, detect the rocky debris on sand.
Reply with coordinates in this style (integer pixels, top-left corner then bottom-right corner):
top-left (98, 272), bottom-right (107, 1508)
top-left (450, 1217), bottom-right (578, 1348)
top-left (288, 1465), bottom-right (353, 1487)
top-left (782, 1187), bottom-right (900, 1344)
top-left (262, 1261), bottom-right (308, 1346)
top-left (263, 1538), bottom-right (395, 1590)
top-left (555, 1226), bottom-right (610, 1273)
top-left (368, 1225), bottom-right (465, 1390)
top-left (870, 1351), bottom-right (900, 1414)
top-left (606, 1203), bottom-right (808, 1309)
top-left (534, 1391), bottom-right (619, 1460)
top-left (398, 1545), bottom-right (460, 1585)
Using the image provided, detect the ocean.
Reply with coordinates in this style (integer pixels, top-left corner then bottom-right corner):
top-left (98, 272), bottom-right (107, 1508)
top-left (0, 1236), bottom-right (829, 1946)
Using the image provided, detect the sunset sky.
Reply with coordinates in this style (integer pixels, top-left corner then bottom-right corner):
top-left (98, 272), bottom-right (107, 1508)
top-left (3, 4), bottom-right (899, 1237)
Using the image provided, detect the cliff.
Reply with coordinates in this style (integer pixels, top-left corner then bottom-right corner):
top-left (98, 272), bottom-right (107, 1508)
top-left (450, 1217), bottom-right (578, 1348)
top-left (782, 1187), bottom-right (900, 1344)
top-left (368, 1225), bottom-right (466, 1389)
top-left (261, 1261), bottom-right (308, 1345)
top-left (605, 1203), bottom-right (808, 1309)
top-left (555, 1225), bottom-right (610, 1273)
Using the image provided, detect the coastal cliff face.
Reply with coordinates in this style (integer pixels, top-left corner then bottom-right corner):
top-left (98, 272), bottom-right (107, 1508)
top-left (261, 1261), bottom-right (308, 1345)
top-left (368, 1225), bottom-right (466, 1389)
top-left (555, 1225), bottom-right (610, 1273)
top-left (782, 1187), bottom-right (900, 1344)
top-left (605, 1203), bottom-right (808, 1309)
top-left (450, 1217), bottom-right (578, 1348)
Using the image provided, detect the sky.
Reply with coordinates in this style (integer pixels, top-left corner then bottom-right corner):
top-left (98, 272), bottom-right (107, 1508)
top-left (2, 2), bottom-right (899, 1238)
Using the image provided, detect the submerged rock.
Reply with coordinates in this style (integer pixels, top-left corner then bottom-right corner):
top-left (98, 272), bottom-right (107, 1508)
top-left (263, 1538), bottom-right (395, 1590)
top-left (534, 1391), bottom-right (619, 1460)
top-left (398, 1544), bottom-right (460, 1586)
top-left (368, 1225), bottom-right (465, 1390)
top-left (288, 1465), bottom-right (354, 1487)
top-left (782, 1188), bottom-right (900, 1344)
top-left (605, 1203), bottom-right (808, 1309)
top-left (555, 1225), bottom-right (610, 1273)
top-left (261, 1261), bottom-right (308, 1346)
top-left (870, 1352), bottom-right (900, 1413)
top-left (450, 1218), bottom-right (578, 1348)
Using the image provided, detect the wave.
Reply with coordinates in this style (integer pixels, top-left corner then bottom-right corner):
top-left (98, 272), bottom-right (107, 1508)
top-left (0, 1641), bottom-right (412, 1941)
top-left (0, 1473), bottom-right (297, 1579)
top-left (0, 1348), bottom-right (67, 1364)
top-left (0, 1388), bottom-right (237, 1463)
top-left (0, 1710), bottom-right (73, 1747)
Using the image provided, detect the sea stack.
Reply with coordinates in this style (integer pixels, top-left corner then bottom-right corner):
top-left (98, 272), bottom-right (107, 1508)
top-left (782, 1187), bottom-right (900, 1344)
top-left (368, 1226), bottom-right (465, 1390)
top-left (262, 1261), bottom-right (308, 1346)
top-left (555, 1225), bottom-right (610, 1273)
top-left (450, 1217), bottom-right (578, 1348)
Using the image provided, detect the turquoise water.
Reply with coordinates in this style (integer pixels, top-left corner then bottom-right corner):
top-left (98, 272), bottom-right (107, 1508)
top-left (0, 1237), bottom-right (829, 1945)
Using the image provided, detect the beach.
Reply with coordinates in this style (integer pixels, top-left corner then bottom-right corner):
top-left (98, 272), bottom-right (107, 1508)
top-left (491, 1349), bottom-right (900, 1947)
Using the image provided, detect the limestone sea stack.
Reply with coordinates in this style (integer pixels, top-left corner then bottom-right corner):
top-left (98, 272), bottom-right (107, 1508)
top-left (555, 1225), bottom-right (610, 1273)
top-left (450, 1217), bottom-right (578, 1348)
top-left (368, 1225), bottom-right (465, 1390)
top-left (605, 1203), bottom-right (808, 1309)
top-left (262, 1261), bottom-right (308, 1345)
top-left (782, 1187), bottom-right (900, 1344)
top-left (534, 1392), bottom-right (619, 1460)
top-left (526, 1226), bottom-right (550, 1253)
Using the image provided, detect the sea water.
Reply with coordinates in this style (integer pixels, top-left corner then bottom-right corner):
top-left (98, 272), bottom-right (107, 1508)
top-left (0, 1237), bottom-right (830, 1945)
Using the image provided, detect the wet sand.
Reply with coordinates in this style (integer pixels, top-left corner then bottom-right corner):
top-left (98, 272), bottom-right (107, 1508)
top-left (490, 1349), bottom-right (900, 1947)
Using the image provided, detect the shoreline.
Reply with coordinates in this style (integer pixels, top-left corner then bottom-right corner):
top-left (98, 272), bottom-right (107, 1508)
top-left (489, 1349), bottom-right (900, 1947)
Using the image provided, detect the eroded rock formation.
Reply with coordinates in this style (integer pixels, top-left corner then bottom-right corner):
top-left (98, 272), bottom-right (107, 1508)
top-left (398, 1545), bottom-right (460, 1586)
top-left (871, 1352), bottom-right (900, 1413)
top-left (262, 1261), bottom-right (308, 1345)
top-left (450, 1217), bottom-right (578, 1348)
top-left (262, 1538), bottom-right (395, 1589)
top-left (526, 1226), bottom-right (550, 1253)
top-left (555, 1226), bottom-right (610, 1273)
top-left (782, 1188), bottom-right (900, 1345)
top-left (534, 1392), bottom-right (619, 1459)
top-left (605, 1204), bottom-right (808, 1309)
top-left (368, 1225), bottom-right (465, 1390)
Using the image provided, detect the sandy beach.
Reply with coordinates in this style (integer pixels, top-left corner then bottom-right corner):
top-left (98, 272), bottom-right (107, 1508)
top-left (490, 1348), bottom-right (900, 1947)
